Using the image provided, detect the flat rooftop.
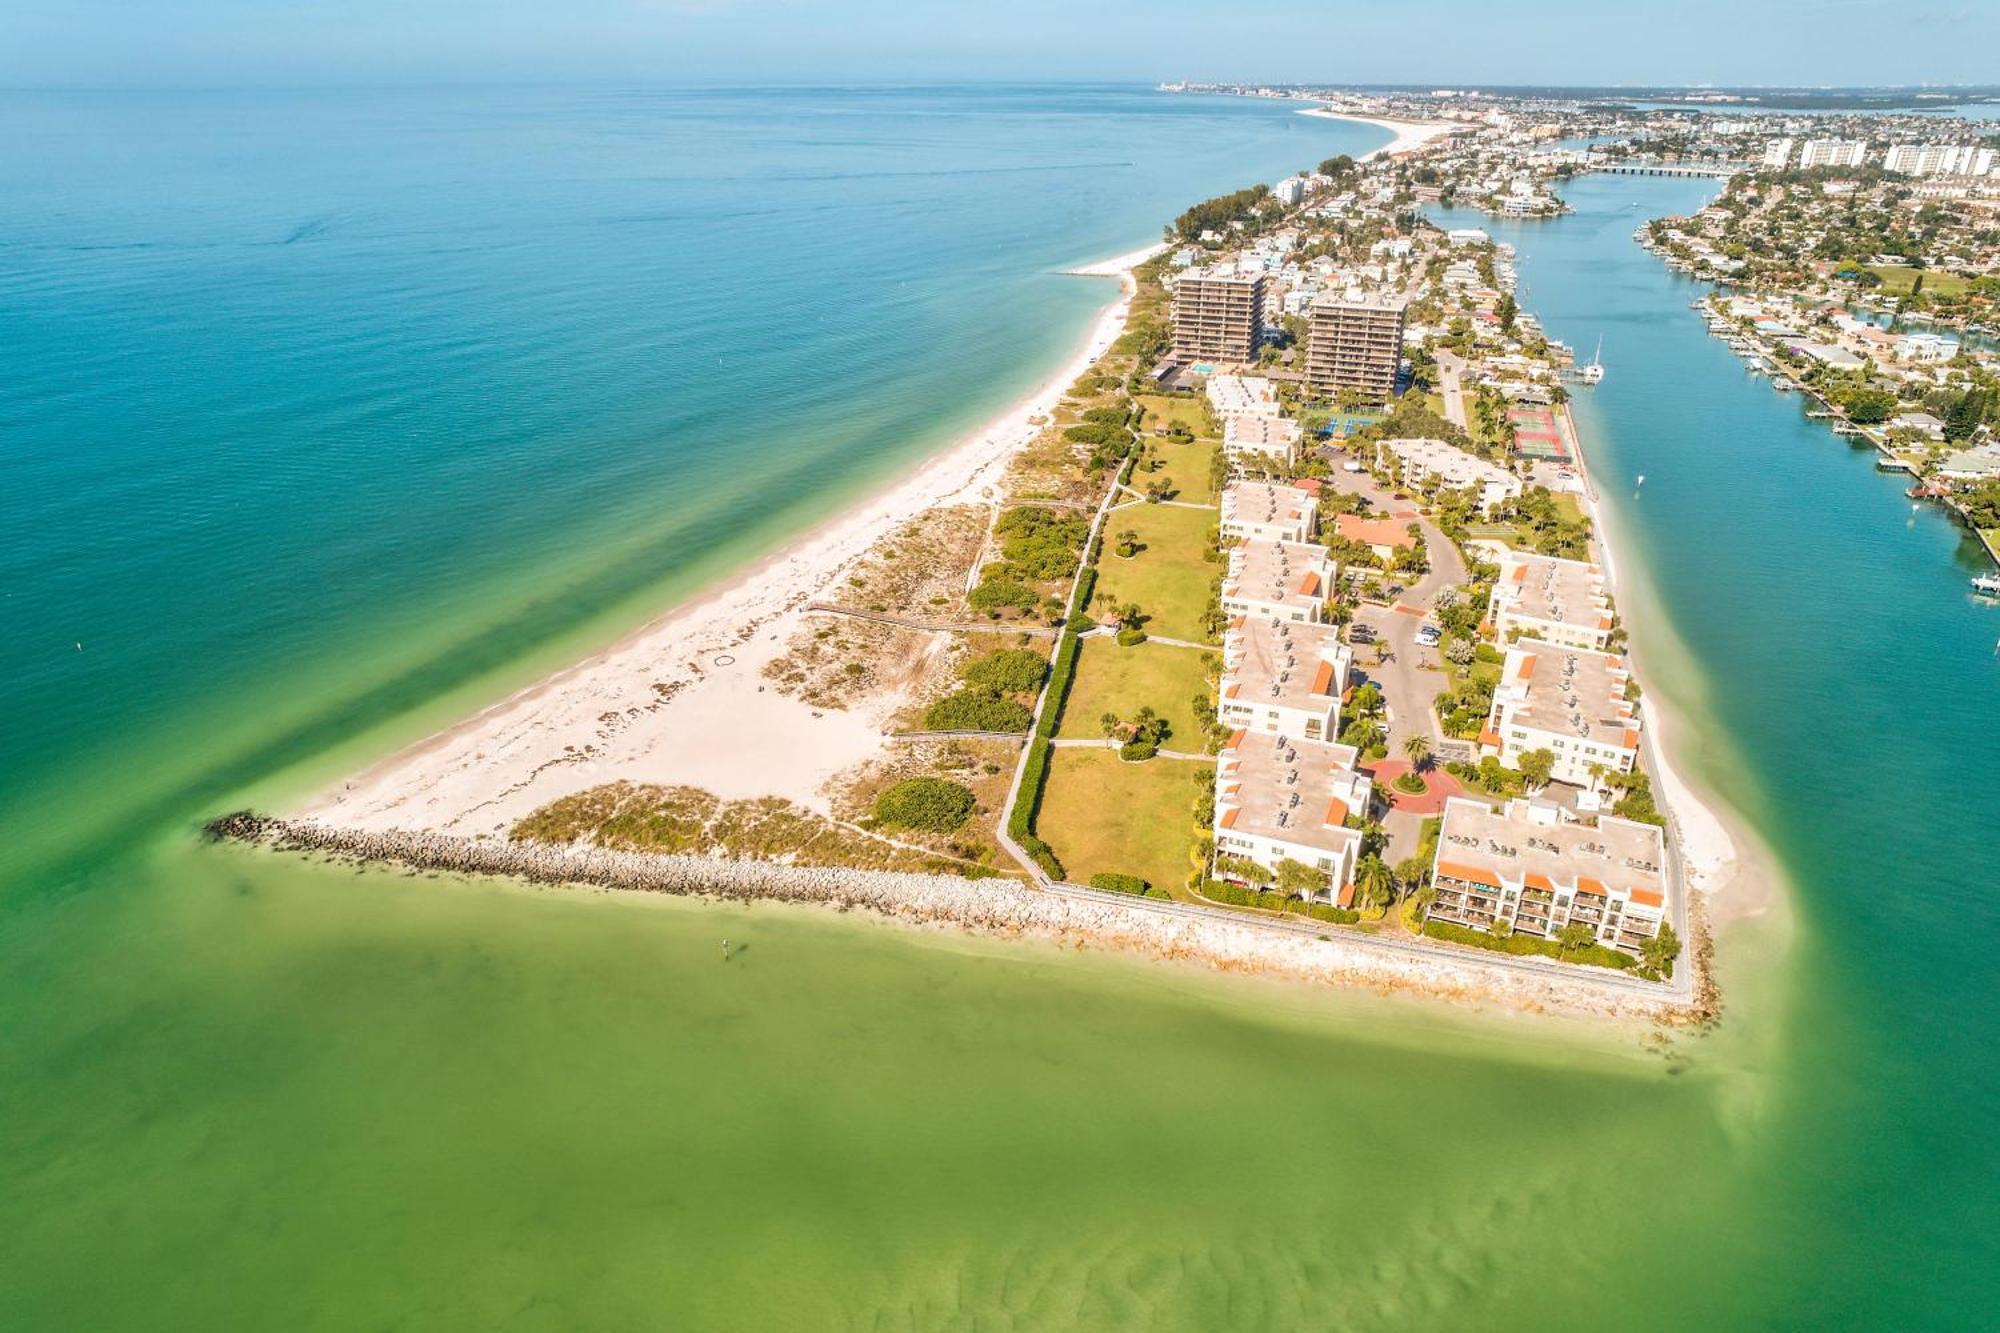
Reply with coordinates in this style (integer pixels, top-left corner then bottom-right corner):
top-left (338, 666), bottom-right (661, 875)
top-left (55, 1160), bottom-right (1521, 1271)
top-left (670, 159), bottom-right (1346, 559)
top-left (1207, 374), bottom-right (1281, 417)
top-left (1221, 481), bottom-right (1315, 531)
top-left (1223, 617), bottom-right (1348, 716)
top-left (1494, 552), bottom-right (1612, 635)
top-left (1223, 415), bottom-right (1303, 448)
top-left (1384, 437), bottom-right (1517, 489)
top-left (1436, 796), bottom-right (1665, 907)
top-left (1216, 731), bottom-right (1367, 856)
top-left (1498, 639), bottom-right (1636, 747)
top-left (1223, 539), bottom-right (1331, 612)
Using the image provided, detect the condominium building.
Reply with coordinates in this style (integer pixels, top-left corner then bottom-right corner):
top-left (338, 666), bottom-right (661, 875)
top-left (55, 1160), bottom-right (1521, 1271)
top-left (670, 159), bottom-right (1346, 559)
top-left (1427, 796), bottom-right (1668, 956)
top-left (1797, 138), bottom-right (1867, 169)
top-left (1206, 373), bottom-right (1282, 419)
top-left (1883, 143), bottom-right (1996, 178)
top-left (1305, 293), bottom-right (1406, 401)
top-left (1488, 549), bottom-right (1615, 650)
top-left (1479, 639), bottom-right (1639, 787)
top-left (1761, 138), bottom-right (1794, 169)
top-left (1272, 175), bottom-right (1307, 206)
top-left (1173, 265), bottom-right (1266, 364)
top-left (1222, 414), bottom-right (1304, 464)
top-left (1220, 539), bottom-right (1333, 625)
top-left (1220, 480), bottom-right (1318, 545)
top-left (1213, 731), bottom-right (1373, 905)
top-left (1218, 617), bottom-right (1350, 742)
top-left (1381, 437), bottom-right (1522, 516)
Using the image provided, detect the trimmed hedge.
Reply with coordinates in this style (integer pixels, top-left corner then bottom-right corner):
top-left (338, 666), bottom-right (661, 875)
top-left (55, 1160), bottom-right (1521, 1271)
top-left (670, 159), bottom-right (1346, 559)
top-left (1198, 880), bottom-right (1359, 924)
top-left (1088, 872), bottom-right (1149, 895)
top-left (1421, 919), bottom-right (1636, 971)
top-left (1006, 629), bottom-right (1083, 879)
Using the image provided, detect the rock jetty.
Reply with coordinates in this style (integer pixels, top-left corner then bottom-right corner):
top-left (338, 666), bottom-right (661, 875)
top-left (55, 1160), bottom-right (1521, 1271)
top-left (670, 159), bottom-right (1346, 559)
top-left (204, 812), bottom-right (1691, 1023)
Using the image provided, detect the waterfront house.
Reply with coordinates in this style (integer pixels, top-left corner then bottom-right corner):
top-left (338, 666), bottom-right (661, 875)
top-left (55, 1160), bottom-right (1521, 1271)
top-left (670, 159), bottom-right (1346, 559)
top-left (1479, 639), bottom-right (1639, 787)
top-left (1213, 730), bottom-right (1372, 905)
top-left (1427, 796), bottom-right (1668, 956)
top-left (1218, 617), bottom-right (1349, 742)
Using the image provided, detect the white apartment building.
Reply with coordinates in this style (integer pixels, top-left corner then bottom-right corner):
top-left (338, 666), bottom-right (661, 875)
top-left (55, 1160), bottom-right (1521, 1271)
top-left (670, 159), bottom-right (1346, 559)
top-left (1883, 144), bottom-right (1996, 178)
top-left (1206, 373), bottom-right (1283, 419)
top-left (1480, 639), bottom-right (1640, 787)
top-left (1428, 797), bottom-right (1668, 956)
top-left (1797, 138), bottom-right (1867, 169)
top-left (1218, 617), bottom-right (1349, 742)
top-left (1488, 549), bottom-right (1615, 651)
top-left (1213, 731), bottom-right (1373, 905)
top-left (1220, 481), bottom-right (1319, 545)
top-left (1272, 175), bottom-right (1307, 206)
top-left (1220, 539), bottom-right (1333, 625)
top-left (1761, 138), bottom-right (1794, 169)
top-left (1222, 413), bottom-right (1305, 464)
top-left (1381, 437), bottom-right (1522, 516)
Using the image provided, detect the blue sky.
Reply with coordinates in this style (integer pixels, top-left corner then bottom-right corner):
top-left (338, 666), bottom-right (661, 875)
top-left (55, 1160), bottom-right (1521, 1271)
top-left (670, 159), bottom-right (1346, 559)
top-left (4, 0), bottom-right (1996, 88)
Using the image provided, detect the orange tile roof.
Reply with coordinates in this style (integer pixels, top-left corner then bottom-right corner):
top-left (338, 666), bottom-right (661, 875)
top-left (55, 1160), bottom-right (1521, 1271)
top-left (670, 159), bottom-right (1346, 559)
top-left (1477, 728), bottom-right (1502, 747)
top-left (1219, 808), bottom-right (1239, 829)
top-left (1629, 887), bottom-right (1664, 908)
top-left (1227, 728), bottom-right (1247, 749)
top-left (1311, 660), bottom-right (1335, 695)
top-left (1297, 572), bottom-right (1322, 597)
top-left (1324, 797), bottom-right (1348, 827)
top-left (1224, 683), bottom-right (1240, 699)
top-left (1337, 880), bottom-right (1356, 908)
top-left (1623, 729), bottom-right (1639, 748)
top-left (1524, 872), bottom-right (1556, 892)
top-left (1576, 876), bottom-right (1608, 898)
top-left (1438, 860), bottom-right (1501, 888)
top-left (1516, 655), bottom-right (1537, 680)
top-left (1334, 513), bottom-right (1417, 549)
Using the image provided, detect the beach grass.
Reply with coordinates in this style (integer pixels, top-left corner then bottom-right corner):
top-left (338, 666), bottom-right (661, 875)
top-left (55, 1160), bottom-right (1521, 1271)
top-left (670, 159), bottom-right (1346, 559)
top-left (1036, 748), bottom-right (1207, 895)
top-left (1055, 638), bottom-right (1217, 749)
top-left (1090, 503), bottom-right (1219, 642)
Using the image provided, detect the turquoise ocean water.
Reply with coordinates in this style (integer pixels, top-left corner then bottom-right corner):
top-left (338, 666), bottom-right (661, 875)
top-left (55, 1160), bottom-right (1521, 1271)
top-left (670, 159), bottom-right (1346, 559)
top-left (2, 88), bottom-right (1996, 1328)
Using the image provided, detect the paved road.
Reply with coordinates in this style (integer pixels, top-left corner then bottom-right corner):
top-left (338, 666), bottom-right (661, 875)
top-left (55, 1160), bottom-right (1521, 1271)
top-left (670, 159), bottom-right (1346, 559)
top-left (1434, 349), bottom-right (1472, 429)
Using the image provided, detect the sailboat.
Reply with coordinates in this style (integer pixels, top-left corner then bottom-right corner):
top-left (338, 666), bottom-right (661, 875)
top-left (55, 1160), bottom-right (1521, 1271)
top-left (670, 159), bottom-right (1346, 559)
top-left (1579, 336), bottom-right (1605, 385)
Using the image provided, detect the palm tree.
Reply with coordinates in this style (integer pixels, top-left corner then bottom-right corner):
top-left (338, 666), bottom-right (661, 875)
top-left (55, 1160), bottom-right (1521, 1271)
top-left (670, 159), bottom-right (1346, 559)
top-left (1402, 733), bottom-right (1433, 771)
top-left (1354, 855), bottom-right (1394, 911)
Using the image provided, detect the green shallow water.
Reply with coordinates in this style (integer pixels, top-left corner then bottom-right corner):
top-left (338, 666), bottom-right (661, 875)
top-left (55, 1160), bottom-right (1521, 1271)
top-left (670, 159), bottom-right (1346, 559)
top-left (3, 93), bottom-right (1997, 1330)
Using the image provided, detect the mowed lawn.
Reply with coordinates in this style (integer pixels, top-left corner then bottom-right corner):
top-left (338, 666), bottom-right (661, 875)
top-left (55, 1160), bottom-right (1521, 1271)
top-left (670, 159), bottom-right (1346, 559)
top-left (1055, 638), bottom-right (1217, 751)
top-left (1037, 748), bottom-right (1207, 895)
top-left (1090, 503), bottom-right (1218, 642)
top-left (1135, 393), bottom-right (1216, 439)
top-left (1867, 265), bottom-right (1972, 298)
top-left (1139, 438), bottom-right (1219, 505)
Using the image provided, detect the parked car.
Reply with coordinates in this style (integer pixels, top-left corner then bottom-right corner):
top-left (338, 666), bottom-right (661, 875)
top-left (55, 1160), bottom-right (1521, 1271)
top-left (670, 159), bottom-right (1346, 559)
top-left (1348, 624), bottom-right (1377, 645)
top-left (1414, 624), bottom-right (1442, 648)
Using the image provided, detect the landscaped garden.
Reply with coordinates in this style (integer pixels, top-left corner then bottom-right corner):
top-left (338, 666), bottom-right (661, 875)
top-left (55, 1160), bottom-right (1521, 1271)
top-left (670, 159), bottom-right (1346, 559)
top-left (1054, 638), bottom-right (1216, 751)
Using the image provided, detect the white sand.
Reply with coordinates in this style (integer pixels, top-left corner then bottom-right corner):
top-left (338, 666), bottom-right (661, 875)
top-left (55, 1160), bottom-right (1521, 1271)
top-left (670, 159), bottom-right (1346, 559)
top-left (304, 252), bottom-right (1151, 837)
top-left (1297, 109), bottom-right (1457, 161)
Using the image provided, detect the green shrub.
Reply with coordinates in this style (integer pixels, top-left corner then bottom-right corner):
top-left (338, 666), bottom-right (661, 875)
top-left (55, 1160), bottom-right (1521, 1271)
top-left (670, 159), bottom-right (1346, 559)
top-left (1119, 737), bottom-right (1159, 761)
top-left (924, 690), bottom-right (1033, 733)
top-left (1115, 626), bottom-right (1148, 646)
top-left (1088, 872), bottom-right (1149, 895)
top-left (1073, 566), bottom-right (1097, 613)
top-left (969, 577), bottom-right (1038, 612)
top-left (874, 779), bottom-right (977, 832)
top-left (1197, 880), bottom-right (1359, 924)
top-left (960, 648), bottom-right (1048, 696)
top-left (1420, 920), bottom-right (1635, 970)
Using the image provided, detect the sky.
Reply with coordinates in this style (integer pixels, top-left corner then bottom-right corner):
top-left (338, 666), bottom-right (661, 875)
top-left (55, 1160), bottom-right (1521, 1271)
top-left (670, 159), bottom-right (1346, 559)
top-left (3, 0), bottom-right (1997, 89)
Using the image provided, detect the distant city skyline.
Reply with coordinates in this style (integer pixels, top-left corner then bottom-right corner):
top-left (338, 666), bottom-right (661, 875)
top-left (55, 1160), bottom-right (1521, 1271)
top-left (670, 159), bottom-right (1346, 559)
top-left (6, 0), bottom-right (1999, 89)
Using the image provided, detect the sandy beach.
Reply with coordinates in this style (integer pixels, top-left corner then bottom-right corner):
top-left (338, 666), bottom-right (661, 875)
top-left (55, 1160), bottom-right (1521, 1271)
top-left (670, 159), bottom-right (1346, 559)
top-left (304, 248), bottom-right (1155, 837)
top-left (1298, 107), bottom-right (1457, 160)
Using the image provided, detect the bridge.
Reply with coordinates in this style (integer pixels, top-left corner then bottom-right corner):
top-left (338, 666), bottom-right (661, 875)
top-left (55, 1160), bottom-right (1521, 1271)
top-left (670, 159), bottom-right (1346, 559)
top-left (1586, 160), bottom-right (1748, 179)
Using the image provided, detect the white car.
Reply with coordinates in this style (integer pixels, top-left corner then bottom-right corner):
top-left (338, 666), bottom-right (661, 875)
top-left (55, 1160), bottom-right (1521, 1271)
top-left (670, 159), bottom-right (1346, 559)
top-left (1414, 624), bottom-right (1442, 648)
top-left (1342, 460), bottom-right (1366, 473)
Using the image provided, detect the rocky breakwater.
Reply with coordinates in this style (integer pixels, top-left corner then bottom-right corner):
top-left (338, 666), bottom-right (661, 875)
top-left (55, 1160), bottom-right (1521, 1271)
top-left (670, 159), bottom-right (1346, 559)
top-left (204, 812), bottom-right (1691, 1023)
